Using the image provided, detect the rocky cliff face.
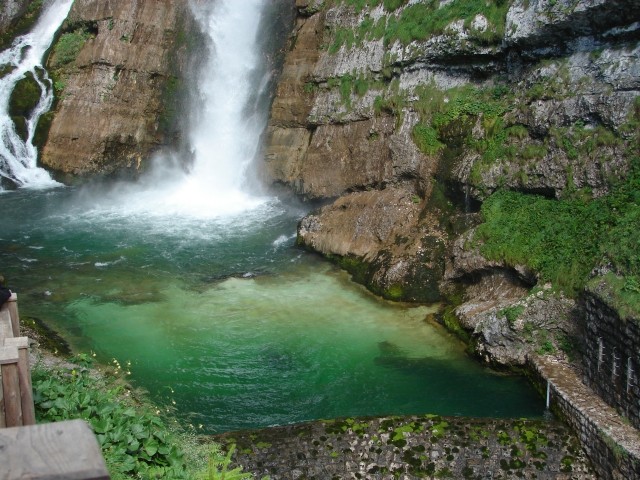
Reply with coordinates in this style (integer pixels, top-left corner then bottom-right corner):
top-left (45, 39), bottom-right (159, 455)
top-left (39, 0), bottom-right (193, 178)
top-left (0, 0), bottom-right (44, 50)
top-left (0, 0), bottom-right (30, 33)
top-left (265, 0), bottom-right (640, 365)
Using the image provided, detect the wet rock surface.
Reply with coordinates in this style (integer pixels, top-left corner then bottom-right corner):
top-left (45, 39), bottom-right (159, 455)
top-left (216, 414), bottom-right (596, 479)
top-left (297, 186), bottom-right (446, 302)
top-left (0, 0), bottom-right (29, 34)
top-left (265, 0), bottom-right (640, 313)
top-left (41, 0), bottom-right (192, 177)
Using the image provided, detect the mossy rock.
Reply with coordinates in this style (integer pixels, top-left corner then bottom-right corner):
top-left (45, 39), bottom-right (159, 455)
top-left (9, 71), bottom-right (42, 118)
top-left (0, 64), bottom-right (17, 79)
top-left (48, 28), bottom-right (94, 69)
top-left (33, 111), bottom-right (54, 149)
top-left (20, 315), bottom-right (71, 356)
top-left (10, 115), bottom-right (28, 142)
top-left (0, 0), bottom-right (45, 51)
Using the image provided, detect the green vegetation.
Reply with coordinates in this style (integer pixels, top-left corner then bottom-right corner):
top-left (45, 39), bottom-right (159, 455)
top-left (33, 356), bottom-right (193, 478)
top-left (159, 75), bottom-right (181, 133)
top-left (412, 123), bottom-right (444, 156)
top-left (499, 305), bottom-right (525, 325)
top-left (49, 29), bottom-right (93, 67)
top-left (9, 71), bottom-right (41, 117)
top-left (33, 111), bottom-right (54, 148)
top-left (0, 0), bottom-right (45, 51)
top-left (411, 83), bottom-right (529, 181)
top-left (330, 0), bottom-right (509, 53)
top-left (474, 155), bottom-right (640, 299)
top-left (8, 71), bottom-right (42, 141)
top-left (47, 26), bottom-right (95, 103)
top-left (385, 0), bottom-right (509, 46)
top-left (197, 445), bottom-right (253, 480)
top-left (589, 273), bottom-right (640, 321)
top-left (0, 64), bottom-right (17, 79)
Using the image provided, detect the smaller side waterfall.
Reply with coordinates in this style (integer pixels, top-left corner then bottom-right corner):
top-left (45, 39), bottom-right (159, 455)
top-left (0, 0), bottom-right (74, 191)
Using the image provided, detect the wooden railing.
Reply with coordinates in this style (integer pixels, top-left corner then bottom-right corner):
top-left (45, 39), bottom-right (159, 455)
top-left (0, 294), bottom-right (110, 479)
top-left (0, 293), bottom-right (34, 428)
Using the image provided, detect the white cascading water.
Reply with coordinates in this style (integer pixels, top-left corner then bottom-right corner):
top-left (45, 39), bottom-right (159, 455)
top-left (178, 0), bottom-right (269, 215)
top-left (86, 0), bottom-right (273, 221)
top-left (0, 0), bottom-right (75, 190)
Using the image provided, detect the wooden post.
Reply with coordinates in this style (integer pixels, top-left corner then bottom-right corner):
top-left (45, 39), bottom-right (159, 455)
top-left (0, 309), bottom-right (12, 342)
top-left (4, 337), bottom-right (35, 425)
top-left (0, 364), bottom-right (4, 428)
top-left (7, 292), bottom-right (19, 337)
top-left (0, 346), bottom-right (22, 427)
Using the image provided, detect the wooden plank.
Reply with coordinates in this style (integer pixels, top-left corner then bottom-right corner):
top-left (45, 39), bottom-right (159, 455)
top-left (0, 368), bottom-right (4, 429)
top-left (0, 348), bottom-right (21, 428)
top-left (0, 419), bottom-right (110, 479)
top-left (3, 338), bottom-right (35, 426)
top-left (0, 309), bottom-right (12, 343)
top-left (6, 293), bottom-right (19, 337)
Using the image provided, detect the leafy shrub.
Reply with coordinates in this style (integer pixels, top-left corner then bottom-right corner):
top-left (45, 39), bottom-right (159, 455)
top-left (474, 156), bottom-right (640, 298)
top-left (413, 123), bottom-right (444, 155)
top-left (32, 357), bottom-right (189, 479)
top-left (196, 445), bottom-right (253, 480)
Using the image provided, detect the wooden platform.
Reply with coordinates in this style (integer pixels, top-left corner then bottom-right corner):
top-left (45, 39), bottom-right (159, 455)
top-left (0, 419), bottom-right (109, 479)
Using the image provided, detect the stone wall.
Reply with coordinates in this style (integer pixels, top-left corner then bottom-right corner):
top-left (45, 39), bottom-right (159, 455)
top-left (217, 414), bottom-right (596, 479)
top-left (583, 289), bottom-right (640, 430)
top-left (531, 357), bottom-right (640, 480)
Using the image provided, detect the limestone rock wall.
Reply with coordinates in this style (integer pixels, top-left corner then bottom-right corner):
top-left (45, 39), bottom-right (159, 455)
top-left (266, 0), bottom-right (640, 303)
top-left (40, 0), bottom-right (193, 178)
top-left (0, 0), bottom-right (30, 33)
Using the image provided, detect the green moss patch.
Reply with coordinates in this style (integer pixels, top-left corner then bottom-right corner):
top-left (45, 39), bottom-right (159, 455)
top-left (48, 28), bottom-right (94, 68)
top-left (474, 155), bottom-right (640, 300)
top-left (9, 71), bottom-right (41, 117)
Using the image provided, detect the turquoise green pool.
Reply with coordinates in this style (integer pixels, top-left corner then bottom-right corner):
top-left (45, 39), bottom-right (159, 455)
top-left (0, 187), bottom-right (543, 433)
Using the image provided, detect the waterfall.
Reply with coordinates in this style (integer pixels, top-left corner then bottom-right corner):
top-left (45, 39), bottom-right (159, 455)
top-left (145, 0), bottom-right (272, 218)
top-left (0, 0), bottom-right (74, 190)
top-left (72, 0), bottom-right (277, 220)
top-left (188, 0), bottom-right (268, 197)
top-left (1, 0), bottom-right (279, 221)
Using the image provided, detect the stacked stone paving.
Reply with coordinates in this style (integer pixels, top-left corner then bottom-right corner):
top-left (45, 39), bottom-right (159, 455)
top-left (216, 414), bottom-right (595, 479)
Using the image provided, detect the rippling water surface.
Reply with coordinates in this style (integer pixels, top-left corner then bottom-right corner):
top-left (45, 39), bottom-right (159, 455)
top-left (0, 187), bottom-right (544, 433)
